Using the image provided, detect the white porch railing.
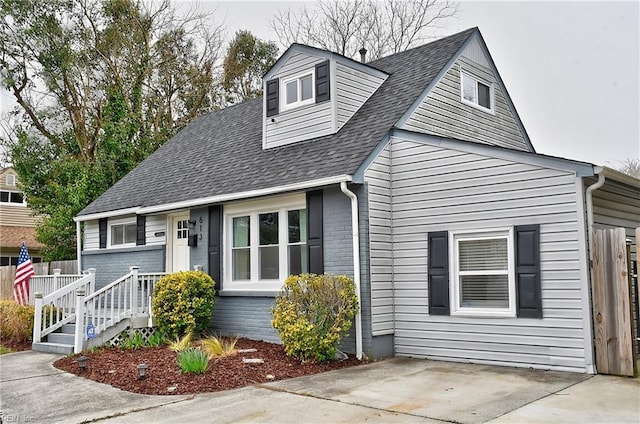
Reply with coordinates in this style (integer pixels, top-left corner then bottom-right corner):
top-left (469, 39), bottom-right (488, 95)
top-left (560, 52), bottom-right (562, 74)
top-left (33, 267), bottom-right (168, 353)
top-left (33, 270), bottom-right (95, 344)
top-left (29, 269), bottom-right (86, 305)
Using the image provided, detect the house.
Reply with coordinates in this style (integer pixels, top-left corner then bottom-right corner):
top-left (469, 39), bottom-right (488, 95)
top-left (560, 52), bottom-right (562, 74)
top-left (75, 28), bottom-right (640, 373)
top-left (0, 167), bottom-right (43, 265)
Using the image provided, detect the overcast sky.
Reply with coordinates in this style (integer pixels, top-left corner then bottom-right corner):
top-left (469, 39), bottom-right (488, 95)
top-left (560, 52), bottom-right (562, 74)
top-left (2, 1), bottom-right (638, 168)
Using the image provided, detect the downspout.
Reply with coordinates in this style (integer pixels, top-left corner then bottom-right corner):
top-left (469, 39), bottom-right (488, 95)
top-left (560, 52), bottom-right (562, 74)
top-left (586, 172), bottom-right (605, 264)
top-left (340, 181), bottom-right (363, 360)
top-left (76, 220), bottom-right (82, 274)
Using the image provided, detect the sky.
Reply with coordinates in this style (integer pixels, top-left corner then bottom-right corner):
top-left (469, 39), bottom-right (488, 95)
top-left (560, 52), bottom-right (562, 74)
top-left (1, 0), bottom-right (638, 168)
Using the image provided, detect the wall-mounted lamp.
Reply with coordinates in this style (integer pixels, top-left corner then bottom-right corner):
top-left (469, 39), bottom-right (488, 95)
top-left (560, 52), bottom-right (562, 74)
top-left (77, 355), bottom-right (89, 371)
top-left (188, 220), bottom-right (197, 230)
top-left (137, 363), bottom-right (148, 379)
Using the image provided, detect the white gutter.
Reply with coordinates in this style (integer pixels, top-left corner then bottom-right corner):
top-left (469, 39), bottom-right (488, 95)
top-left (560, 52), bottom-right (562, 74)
top-left (139, 175), bottom-right (353, 215)
top-left (76, 220), bottom-right (82, 274)
top-left (340, 181), bottom-right (363, 360)
top-left (74, 206), bottom-right (141, 223)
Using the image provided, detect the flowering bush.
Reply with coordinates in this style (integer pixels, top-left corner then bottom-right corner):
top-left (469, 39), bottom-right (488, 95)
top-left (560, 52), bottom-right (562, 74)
top-left (152, 271), bottom-right (216, 339)
top-left (271, 274), bottom-right (358, 362)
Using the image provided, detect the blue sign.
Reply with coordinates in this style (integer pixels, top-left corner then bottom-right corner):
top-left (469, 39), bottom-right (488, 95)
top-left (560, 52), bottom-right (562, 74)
top-left (86, 323), bottom-right (95, 339)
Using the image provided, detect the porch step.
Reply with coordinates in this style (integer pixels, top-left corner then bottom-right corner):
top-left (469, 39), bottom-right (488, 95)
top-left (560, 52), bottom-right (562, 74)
top-left (32, 341), bottom-right (74, 355)
top-left (61, 324), bottom-right (76, 334)
top-left (47, 332), bottom-right (75, 345)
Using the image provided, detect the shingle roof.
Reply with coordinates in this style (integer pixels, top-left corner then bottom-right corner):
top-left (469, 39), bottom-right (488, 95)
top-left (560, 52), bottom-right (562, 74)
top-left (79, 28), bottom-right (477, 217)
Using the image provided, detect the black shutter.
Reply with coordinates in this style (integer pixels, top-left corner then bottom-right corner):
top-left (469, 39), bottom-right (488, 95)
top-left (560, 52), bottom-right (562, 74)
top-left (428, 231), bottom-right (450, 315)
top-left (306, 190), bottom-right (323, 274)
top-left (515, 224), bottom-right (542, 318)
top-left (208, 205), bottom-right (222, 291)
top-left (99, 218), bottom-right (107, 249)
top-left (266, 78), bottom-right (279, 117)
top-left (315, 60), bottom-right (330, 103)
top-left (136, 215), bottom-right (146, 246)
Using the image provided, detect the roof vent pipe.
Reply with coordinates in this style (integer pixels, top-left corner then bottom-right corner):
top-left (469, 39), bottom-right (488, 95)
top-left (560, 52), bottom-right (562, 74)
top-left (359, 47), bottom-right (367, 63)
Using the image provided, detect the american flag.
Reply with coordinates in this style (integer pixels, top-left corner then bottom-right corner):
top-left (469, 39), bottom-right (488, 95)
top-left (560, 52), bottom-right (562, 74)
top-left (13, 243), bottom-right (35, 305)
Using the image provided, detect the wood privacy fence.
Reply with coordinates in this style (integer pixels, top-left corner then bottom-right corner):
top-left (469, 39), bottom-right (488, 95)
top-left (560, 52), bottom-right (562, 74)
top-left (591, 228), bottom-right (638, 377)
top-left (0, 260), bottom-right (78, 301)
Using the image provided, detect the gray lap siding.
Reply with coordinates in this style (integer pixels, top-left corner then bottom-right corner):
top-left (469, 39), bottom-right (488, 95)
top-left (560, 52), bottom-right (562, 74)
top-left (365, 137), bottom-right (591, 372)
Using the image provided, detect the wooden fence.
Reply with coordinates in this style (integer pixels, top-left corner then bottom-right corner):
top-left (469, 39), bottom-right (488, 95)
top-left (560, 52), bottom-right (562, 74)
top-left (0, 260), bottom-right (78, 301)
top-left (592, 228), bottom-right (638, 377)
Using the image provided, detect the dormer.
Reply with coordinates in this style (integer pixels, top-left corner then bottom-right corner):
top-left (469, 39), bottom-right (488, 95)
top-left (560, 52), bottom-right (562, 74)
top-left (262, 44), bottom-right (388, 149)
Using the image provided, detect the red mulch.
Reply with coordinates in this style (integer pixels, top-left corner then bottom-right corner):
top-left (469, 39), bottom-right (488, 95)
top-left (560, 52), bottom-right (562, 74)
top-left (53, 338), bottom-right (363, 395)
top-left (1, 339), bottom-right (31, 352)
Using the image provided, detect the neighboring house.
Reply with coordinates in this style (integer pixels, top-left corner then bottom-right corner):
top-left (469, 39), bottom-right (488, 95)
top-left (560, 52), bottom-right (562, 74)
top-left (75, 28), bottom-right (640, 374)
top-left (0, 167), bottom-right (43, 265)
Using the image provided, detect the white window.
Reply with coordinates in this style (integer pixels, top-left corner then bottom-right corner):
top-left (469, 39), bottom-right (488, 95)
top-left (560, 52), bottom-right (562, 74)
top-left (224, 194), bottom-right (307, 291)
top-left (450, 229), bottom-right (515, 317)
top-left (108, 219), bottom-right (137, 247)
top-left (0, 190), bottom-right (25, 205)
top-left (282, 72), bottom-right (314, 110)
top-left (6, 174), bottom-right (15, 186)
top-left (461, 71), bottom-right (494, 112)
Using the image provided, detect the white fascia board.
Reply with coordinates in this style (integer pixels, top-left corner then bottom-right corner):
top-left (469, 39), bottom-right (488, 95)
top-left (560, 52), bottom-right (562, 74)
top-left (391, 129), bottom-right (596, 176)
top-left (137, 175), bottom-right (353, 215)
top-left (74, 207), bottom-right (141, 223)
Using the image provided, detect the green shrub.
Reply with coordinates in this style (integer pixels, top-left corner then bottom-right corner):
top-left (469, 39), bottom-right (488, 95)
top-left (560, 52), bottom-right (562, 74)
top-left (146, 331), bottom-right (166, 347)
top-left (152, 271), bottom-right (216, 339)
top-left (120, 330), bottom-right (145, 350)
top-left (271, 274), bottom-right (358, 363)
top-left (177, 348), bottom-right (209, 373)
top-left (0, 301), bottom-right (35, 343)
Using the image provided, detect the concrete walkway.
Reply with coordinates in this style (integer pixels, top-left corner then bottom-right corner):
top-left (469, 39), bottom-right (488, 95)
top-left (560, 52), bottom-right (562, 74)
top-left (1, 351), bottom-right (638, 423)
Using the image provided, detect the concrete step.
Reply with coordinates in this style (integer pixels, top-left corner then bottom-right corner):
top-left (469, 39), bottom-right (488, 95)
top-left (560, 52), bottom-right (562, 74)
top-left (32, 341), bottom-right (73, 355)
top-left (61, 324), bottom-right (76, 334)
top-left (47, 332), bottom-right (75, 345)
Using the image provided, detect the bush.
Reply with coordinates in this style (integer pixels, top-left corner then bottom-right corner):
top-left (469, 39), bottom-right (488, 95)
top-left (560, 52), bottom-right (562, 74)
top-left (152, 271), bottom-right (216, 339)
top-left (271, 274), bottom-right (358, 363)
top-left (177, 348), bottom-right (209, 373)
top-left (146, 331), bottom-right (166, 347)
top-left (0, 301), bottom-right (35, 343)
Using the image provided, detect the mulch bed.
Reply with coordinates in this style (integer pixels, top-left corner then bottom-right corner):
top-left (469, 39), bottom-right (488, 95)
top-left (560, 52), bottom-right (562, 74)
top-left (1, 339), bottom-right (32, 352)
top-left (53, 338), bottom-right (363, 395)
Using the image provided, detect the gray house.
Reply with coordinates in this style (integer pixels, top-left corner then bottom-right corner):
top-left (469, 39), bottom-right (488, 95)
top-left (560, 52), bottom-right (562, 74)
top-left (75, 28), bottom-right (640, 373)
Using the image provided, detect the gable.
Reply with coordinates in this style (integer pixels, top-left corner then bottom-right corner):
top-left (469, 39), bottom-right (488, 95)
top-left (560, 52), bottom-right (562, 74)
top-left (398, 33), bottom-right (533, 152)
top-left (262, 45), bottom-right (387, 150)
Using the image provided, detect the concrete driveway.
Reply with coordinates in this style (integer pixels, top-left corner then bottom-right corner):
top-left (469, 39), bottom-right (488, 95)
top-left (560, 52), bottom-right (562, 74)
top-left (1, 351), bottom-right (638, 423)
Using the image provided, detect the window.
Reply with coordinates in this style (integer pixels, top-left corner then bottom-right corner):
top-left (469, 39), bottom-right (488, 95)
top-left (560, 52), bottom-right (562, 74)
top-left (0, 190), bottom-right (24, 205)
top-left (282, 72), bottom-right (314, 110)
top-left (451, 229), bottom-right (515, 316)
top-left (109, 220), bottom-right (137, 247)
top-left (461, 71), bottom-right (493, 112)
top-left (6, 174), bottom-right (15, 186)
top-left (224, 194), bottom-right (307, 291)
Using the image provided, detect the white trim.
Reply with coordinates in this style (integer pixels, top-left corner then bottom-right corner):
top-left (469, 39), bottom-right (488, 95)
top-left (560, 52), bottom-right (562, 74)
top-left (223, 193), bottom-right (306, 292)
top-left (0, 189), bottom-right (26, 206)
top-left (137, 175), bottom-right (352, 215)
top-left (575, 177), bottom-right (596, 373)
top-left (460, 67), bottom-right (495, 114)
top-left (281, 70), bottom-right (315, 111)
top-left (74, 207), bottom-right (141, 223)
top-left (449, 227), bottom-right (516, 318)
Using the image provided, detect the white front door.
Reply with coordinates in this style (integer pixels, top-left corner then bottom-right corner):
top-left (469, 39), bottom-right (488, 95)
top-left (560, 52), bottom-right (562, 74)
top-left (169, 213), bottom-right (190, 272)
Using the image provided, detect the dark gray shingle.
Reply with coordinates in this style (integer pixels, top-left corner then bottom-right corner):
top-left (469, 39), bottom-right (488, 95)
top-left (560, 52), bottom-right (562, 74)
top-left (79, 28), bottom-right (476, 216)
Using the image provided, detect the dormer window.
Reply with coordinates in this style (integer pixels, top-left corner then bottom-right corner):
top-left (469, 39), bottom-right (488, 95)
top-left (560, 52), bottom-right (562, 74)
top-left (283, 72), bottom-right (314, 110)
top-left (461, 71), bottom-right (494, 113)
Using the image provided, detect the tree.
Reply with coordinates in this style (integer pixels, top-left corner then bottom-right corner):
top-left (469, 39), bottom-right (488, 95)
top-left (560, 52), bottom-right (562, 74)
top-left (0, 0), bottom-right (225, 260)
top-left (616, 158), bottom-right (640, 179)
top-left (221, 30), bottom-right (278, 104)
top-left (269, 0), bottom-right (458, 61)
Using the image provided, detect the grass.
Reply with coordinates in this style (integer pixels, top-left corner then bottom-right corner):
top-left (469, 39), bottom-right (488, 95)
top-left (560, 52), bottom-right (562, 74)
top-left (176, 348), bottom-right (209, 373)
top-left (200, 335), bottom-right (238, 359)
top-left (169, 332), bottom-right (193, 351)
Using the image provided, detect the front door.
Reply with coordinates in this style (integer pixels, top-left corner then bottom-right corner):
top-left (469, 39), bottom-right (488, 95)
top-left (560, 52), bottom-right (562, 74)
top-left (168, 213), bottom-right (190, 272)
